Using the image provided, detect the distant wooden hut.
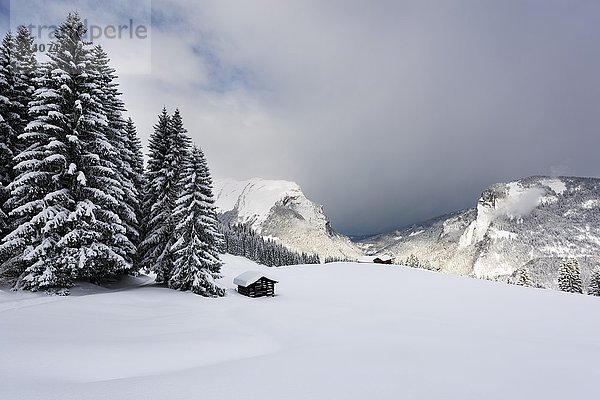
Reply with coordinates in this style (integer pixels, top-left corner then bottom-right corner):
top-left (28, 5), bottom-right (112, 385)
top-left (357, 255), bottom-right (394, 265)
top-left (234, 271), bottom-right (278, 297)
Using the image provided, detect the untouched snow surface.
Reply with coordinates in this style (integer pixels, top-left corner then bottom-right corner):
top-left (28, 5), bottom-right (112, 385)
top-left (1, 254), bottom-right (600, 399)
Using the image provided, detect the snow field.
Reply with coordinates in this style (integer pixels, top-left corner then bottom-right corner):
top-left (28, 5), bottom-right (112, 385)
top-left (1, 254), bottom-right (599, 399)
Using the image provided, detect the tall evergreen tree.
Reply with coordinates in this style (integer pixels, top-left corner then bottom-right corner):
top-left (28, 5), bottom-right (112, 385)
top-left (405, 254), bottom-right (421, 268)
top-left (139, 108), bottom-right (171, 280)
top-left (0, 32), bottom-right (17, 238)
top-left (168, 109), bottom-right (192, 173)
top-left (139, 108), bottom-right (190, 283)
top-left (588, 267), bottom-right (600, 296)
top-left (91, 45), bottom-right (138, 266)
top-left (12, 26), bottom-right (39, 143)
top-left (558, 258), bottom-right (582, 294)
top-left (0, 27), bottom-right (38, 241)
top-left (515, 266), bottom-right (533, 287)
top-left (169, 146), bottom-right (225, 297)
top-left (0, 13), bottom-right (131, 290)
top-left (124, 117), bottom-right (146, 253)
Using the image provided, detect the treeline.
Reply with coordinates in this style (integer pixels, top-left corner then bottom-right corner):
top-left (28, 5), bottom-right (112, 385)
top-left (403, 254), bottom-right (440, 271)
top-left (324, 256), bottom-right (356, 263)
top-left (220, 223), bottom-right (320, 267)
top-left (0, 13), bottom-right (223, 296)
top-left (514, 259), bottom-right (600, 296)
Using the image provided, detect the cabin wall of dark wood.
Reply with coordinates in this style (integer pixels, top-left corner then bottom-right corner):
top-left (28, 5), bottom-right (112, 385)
top-left (237, 277), bottom-right (276, 297)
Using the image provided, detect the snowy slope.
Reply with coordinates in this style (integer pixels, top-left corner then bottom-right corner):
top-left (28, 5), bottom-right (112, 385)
top-left (213, 178), bottom-right (362, 259)
top-left (361, 176), bottom-right (600, 288)
top-left (1, 254), bottom-right (600, 399)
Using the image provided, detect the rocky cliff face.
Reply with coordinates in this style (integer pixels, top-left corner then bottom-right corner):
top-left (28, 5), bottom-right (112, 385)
top-left (213, 178), bottom-right (362, 260)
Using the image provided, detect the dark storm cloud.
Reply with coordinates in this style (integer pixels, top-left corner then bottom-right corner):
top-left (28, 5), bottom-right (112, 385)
top-left (115, 0), bottom-right (600, 235)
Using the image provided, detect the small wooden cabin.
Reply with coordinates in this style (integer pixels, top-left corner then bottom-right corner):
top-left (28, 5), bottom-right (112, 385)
top-left (234, 271), bottom-right (278, 297)
top-left (357, 255), bottom-right (394, 265)
top-left (373, 256), bottom-right (393, 264)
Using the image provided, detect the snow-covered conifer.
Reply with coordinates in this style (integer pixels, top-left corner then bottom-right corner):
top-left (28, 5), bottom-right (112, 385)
top-left (0, 27), bottom-right (38, 241)
top-left (0, 32), bottom-right (16, 238)
top-left (405, 254), bottom-right (421, 268)
top-left (168, 109), bottom-right (192, 172)
top-left (588, 267), bottom-right (600, 296)
top-left (169, 146), bottom-right (225, 297)
top-left (1, 13), bottom-right (131, 289)
top-left (124, 117), bottom-right (146, 244)
top-left (558, 258), bottom-right (582, 294)
top-left (12, 26), bottom-right (38, 140)
top-left (91, 46), bottom-right (138, 265)
top-left (139, 108), bottom-right (190, 282)
top-left (515, 266), bottom-right (533, 287)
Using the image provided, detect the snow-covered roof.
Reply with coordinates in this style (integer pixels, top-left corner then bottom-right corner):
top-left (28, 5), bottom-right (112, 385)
top-left (357, 256), bottom-right (377, 263)
top-left (233, 271), bottom-right (277, 287)
top-left (357, 255), bottom-right (393, 263)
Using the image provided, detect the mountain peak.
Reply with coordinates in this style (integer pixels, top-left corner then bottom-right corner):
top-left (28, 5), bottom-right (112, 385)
top-left (213, 178), bottom-right (362, 259)
top-left (214, 178), bottom-right (304, 229)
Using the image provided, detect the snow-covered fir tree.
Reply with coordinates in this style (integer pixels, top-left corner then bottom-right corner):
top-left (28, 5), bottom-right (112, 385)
top-left (588, 267), bottom-right (600, 296)
top-left (139, 108), bottom-right (190, 283)
top-left (167, 109), bottom-right (192, 174)
top-left (0, 27), bottom-right (38, 239)
top-left (558, 258), bottom-right (582, 294)
top-left (91, 45), bottom-right (138, 266)
top-left (8, 26), bottom-right (39, 149)
top-left (139, 109), bottom-right (171, 279)
top-left (419, 259), bottom-right (437, 271)
top-left (405, 254), bottom-right (421, 268)
top-left (0, 31), bottom-right (44, 279)
top-left (124, 117), bottom-right (146, 252)
top-left (515, 266), bottom-right (533, 287)
top-left (0, 33), bottom-right (13, 236)
top-left (0, 13), bottom-right (133, 290)
top-left (169, 146), bottom-right (225, 297)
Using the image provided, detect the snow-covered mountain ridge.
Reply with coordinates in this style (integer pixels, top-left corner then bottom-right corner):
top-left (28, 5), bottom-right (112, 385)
top-left (213, 178), bottom-right (361, 260)
top-left (360, 176), bottom-right (600, 288)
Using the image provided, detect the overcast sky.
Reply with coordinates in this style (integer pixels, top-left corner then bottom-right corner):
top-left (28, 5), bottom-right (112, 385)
top-left (3, 0), bottom-right (600, 235)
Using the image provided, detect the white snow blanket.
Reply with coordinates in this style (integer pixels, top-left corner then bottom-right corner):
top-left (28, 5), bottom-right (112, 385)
top-left (1, 254), bottom-right (599, 399)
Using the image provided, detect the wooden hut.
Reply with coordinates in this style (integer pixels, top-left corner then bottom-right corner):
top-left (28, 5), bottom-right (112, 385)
top-left (373, 255), bottom-right (393, 264)
top-left (234, 271), bottom-right (278, 297)
top-left (357, 255), bottom-right (394, 265)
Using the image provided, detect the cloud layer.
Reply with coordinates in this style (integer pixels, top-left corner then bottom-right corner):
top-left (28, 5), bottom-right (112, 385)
top-left (5, 0), bottom-right (600, 235)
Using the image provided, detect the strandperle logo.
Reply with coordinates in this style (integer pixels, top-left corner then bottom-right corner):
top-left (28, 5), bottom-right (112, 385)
top-left (26, 18), bottom-right (149, 43)
top-left (8, 0), bottom-right (153, 74)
